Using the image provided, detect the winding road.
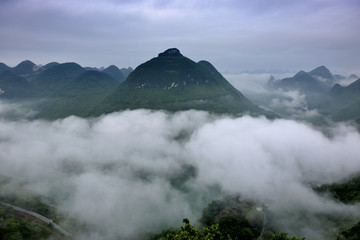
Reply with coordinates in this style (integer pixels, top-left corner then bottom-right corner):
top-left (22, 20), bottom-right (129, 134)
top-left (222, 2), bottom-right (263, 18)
top-left (1, 202), bottom-right (73, 238)
top-left (257, 211), bottom-right (267, 240)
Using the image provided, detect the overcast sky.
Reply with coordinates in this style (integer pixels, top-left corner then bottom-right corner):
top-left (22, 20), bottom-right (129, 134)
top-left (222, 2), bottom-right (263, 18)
top-left (0, 0), bottom-right (359, 74)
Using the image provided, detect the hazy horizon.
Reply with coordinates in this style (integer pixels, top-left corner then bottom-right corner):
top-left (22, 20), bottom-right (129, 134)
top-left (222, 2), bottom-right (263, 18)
top-left (1, 0), bottom-right (359, 74)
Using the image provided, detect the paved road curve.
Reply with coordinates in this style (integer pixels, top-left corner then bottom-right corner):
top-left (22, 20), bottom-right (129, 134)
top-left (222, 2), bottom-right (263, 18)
top-left (257, 211), bottom-right (267, 240)
top-left (1, 202), bottom-right (72, 238)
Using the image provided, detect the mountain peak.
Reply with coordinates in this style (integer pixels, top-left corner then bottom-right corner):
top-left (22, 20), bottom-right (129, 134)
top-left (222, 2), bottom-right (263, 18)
top-left (294, 70), bottom-right (307, 77)
top-left (12, 60), bottom-right (37, 75)
top-left (158, 48), bottom-right (183, 57)
top-left (309, 66), bottom-right (334, 80)
top-left (89, 49), bottom-right (269, 117)
top-left (349, 74), bottom-right (359, 79)
top-left (19, 60), bottom-right (35, 65)
top-left (103, 65), bottom-right (125, 82)
top-left (312, 66), bottom-right (329, 72)
top-left (330, 83), bottom-right (343, 94)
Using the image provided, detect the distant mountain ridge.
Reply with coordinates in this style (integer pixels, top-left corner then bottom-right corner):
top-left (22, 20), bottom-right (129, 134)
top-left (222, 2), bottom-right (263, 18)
top-left (1, 58), bottom-right (359, 124)
top-left (0, 60), bottom-right (133, 119)
top-left (268, 66), bottom-right (358, 94)
top-left (0, 60), bottom-right (132, 100)
top-left (316, 78), bottom-right (360, 123)
top-left (267, 66), bottom-right (336, 93)
top-left (264, 65), bottom-right (360, 125)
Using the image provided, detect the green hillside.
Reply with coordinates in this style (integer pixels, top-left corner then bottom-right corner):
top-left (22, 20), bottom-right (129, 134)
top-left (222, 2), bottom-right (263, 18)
top-left (0, 71), bottom-right (32, 98)
top-left (316, 78), bottom-right (360, 123)
top-left (90, 48), bottom-right (267, 117)
top-left (36, 70), bottom-right (119, 119)
top-left (32, 62), bottom-right (85, 97)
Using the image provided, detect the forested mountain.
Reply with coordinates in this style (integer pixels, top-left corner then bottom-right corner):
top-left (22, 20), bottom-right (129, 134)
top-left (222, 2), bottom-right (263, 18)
top-left (90, 48), bottom-right (268, 117)
top-left (31, 62), bottom-right (86, 97)
top-left (35, 70), bottom-right (120, 119)
top-left (12, 60), bottom-right (41, 76)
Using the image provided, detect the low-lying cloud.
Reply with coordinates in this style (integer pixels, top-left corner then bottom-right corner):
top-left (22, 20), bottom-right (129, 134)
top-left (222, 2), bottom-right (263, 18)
top-left (225, 73), bottom-right (330, 124)
top-left (0, 102), bottom-right (360, 239)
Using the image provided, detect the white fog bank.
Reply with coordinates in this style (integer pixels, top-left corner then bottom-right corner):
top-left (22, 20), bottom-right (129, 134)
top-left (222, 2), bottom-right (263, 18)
top-left (0, 105), bottom-right (359, 239)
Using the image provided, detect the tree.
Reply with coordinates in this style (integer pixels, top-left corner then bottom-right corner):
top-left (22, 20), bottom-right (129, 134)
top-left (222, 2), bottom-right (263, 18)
top-left (272, 232), bottom-right (305, 240)
top-left (200, 200), bottom-right (225, 226)
top-left (218, 215), bottom-right (257, 240)
top-left (158, 218), bottom-right (231, 240)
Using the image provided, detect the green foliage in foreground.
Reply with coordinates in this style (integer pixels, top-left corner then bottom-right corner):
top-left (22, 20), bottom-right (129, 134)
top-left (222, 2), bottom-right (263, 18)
top-left (200, 200), bottom-right (225, 226)
top-left (199, 197), bottom-right (262, 239)
top-left (271, 232), bottom-right (304, 240)
top-left (159, 219), bottom-right (229, 240)
top-left (155, 219), bottom-right (303, 240)
top-left (156, 218), bottom-right (230, 240)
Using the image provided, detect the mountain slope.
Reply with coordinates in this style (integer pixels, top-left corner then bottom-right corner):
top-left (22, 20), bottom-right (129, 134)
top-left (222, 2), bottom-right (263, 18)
top-left (309, 66), bottom-right (335, 86)
top-left (102, 65), bottom-right (125, 82)
top-left (12, 60), bottom-right (38, 76)
top-left (349, 74), bottom-right (359, 79)
top-left (316, 78), bottom-right (360, 122)
top-left (90, 48), bottom-right (266, 116)
top-left (32, 62), bottom-right (85, 97)
top-left (0, 62), bottom-right (11, 73)
top-left (0, 71), bottom-right (31, 98)
top-left (120, 67), bottom-right (133, 78)
top-left (36, 70), bottom-right (119, 119)
top-left (276, 70), bottom-right (324, 93)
